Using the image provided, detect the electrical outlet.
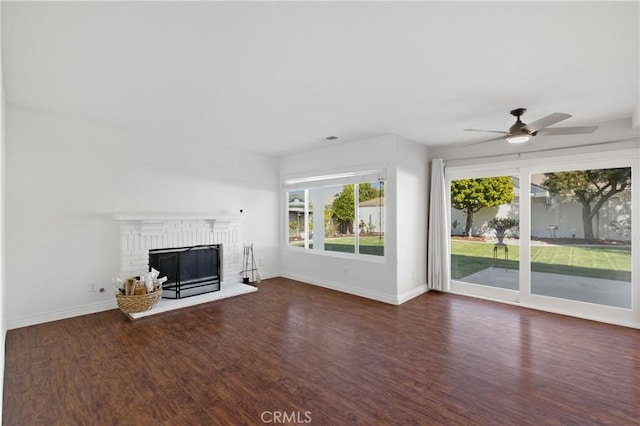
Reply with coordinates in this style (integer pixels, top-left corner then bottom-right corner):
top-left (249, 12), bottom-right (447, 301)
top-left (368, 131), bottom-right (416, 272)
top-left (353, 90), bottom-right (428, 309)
top-left (89, 281), bottom-right (98, 292)
top-left (259, 258), bottom-right (264, 266)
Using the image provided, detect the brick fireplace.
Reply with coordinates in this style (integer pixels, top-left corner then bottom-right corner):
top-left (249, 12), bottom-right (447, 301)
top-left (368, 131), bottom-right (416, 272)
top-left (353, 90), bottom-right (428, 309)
top-left (115, 214), bottom-right (242, 291)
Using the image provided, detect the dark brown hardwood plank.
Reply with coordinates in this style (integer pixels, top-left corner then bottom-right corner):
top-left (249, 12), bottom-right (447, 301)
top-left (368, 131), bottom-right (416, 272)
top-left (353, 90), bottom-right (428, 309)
top-left (4, 278), bottom-right (639, 425)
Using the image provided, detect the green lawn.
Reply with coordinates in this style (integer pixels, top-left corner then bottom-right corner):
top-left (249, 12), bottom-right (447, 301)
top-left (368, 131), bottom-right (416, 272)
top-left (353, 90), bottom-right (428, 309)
top-left (451, 240), bottom-right (631, 281)
top-left (292, 236), bottom-right (384, 256)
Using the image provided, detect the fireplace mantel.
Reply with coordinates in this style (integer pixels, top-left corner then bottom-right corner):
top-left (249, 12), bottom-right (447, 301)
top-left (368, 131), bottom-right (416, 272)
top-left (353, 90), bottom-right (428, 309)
top-left (114, 213), bottom-right (242, 232)
top-left (114, 212), bottom-right (242, 222)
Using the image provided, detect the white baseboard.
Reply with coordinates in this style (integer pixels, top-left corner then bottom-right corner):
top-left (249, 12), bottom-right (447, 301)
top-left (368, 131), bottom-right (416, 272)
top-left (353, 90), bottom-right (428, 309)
top-left (248, 270), bottom-right (279, 282)
top-left (7, 299), bottom-right (118, 330)
top-left (397, 284), bottom-right (430, 304)
top-left (7, 273), bottom-right (426, 329)
top-left (280, 271), bottom-right (400, 305)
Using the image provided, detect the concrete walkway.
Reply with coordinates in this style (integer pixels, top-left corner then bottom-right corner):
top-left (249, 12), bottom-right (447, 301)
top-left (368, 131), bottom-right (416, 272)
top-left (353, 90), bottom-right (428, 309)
top-left (460, 268), bottom-right (631, 308)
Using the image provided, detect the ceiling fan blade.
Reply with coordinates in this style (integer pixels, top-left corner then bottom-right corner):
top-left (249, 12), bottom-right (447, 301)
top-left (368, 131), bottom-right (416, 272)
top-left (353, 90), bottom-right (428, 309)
top-left (524, 113), bottom-right (572, 133)
top-left (464, 129), bottom-right (508, 134)
top-left (461, 135), bottom-right (507, 146)
top-left (536, 126), bottom-right (599, 136)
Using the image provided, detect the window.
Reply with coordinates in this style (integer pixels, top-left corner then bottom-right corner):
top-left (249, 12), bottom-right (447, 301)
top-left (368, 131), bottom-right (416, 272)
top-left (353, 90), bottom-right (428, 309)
top-left (284, 171), bottom-right (385, 257)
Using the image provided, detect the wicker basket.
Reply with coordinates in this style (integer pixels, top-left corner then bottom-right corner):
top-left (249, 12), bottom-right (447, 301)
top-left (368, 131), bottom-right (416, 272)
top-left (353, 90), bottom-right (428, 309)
top-left (116, 288), bottom-right (162, 314)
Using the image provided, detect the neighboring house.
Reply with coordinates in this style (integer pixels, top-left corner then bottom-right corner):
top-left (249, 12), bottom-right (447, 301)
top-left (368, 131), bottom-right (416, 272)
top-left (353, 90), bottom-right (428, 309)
top-left (452, 177), bottom-right (632, 241)
top-left (288, 192), bottom-right (307, 240)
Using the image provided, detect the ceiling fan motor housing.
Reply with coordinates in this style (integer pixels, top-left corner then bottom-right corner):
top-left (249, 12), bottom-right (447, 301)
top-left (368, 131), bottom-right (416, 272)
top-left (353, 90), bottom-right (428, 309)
top-left (509, 120), bottom-right (529, 135)
top-left (508, 107), bottom-right (530, 136)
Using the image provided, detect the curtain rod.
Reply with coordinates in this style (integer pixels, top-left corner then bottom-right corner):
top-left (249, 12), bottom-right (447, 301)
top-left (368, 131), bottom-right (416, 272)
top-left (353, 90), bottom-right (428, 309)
top-left (441, 137), bottom-right (639, 165)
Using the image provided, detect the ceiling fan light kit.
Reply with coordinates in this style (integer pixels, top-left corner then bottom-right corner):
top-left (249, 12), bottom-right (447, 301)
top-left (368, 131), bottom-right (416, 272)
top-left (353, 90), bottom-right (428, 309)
top-left (465, 107), bottom-right (598, 145)
top-left (507, 134), bottom-right (530, 144)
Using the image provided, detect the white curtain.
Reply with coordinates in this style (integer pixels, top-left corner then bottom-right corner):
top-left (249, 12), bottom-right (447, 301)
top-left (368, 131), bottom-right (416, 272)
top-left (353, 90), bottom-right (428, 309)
top-left (427, 158), bottom-right (450, 291)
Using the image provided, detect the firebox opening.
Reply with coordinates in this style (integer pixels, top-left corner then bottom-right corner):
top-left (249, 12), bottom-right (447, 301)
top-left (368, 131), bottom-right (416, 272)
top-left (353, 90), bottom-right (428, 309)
top-left (149, 244), bottom-right (222, 299)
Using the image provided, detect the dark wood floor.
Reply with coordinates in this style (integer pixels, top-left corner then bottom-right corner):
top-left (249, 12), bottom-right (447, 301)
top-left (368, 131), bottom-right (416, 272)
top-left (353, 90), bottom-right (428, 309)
top-left (3, 277), bottom-right (639, 425)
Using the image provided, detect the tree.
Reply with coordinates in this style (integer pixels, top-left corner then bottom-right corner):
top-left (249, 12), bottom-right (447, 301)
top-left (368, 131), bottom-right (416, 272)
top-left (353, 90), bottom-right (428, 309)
top-left (331, 183), bottom-right (379, 234)
top-left (451, 177), bottom-right (515, 236)
top-left (543, 168), bottom-right (631, 241)
top-left (358, 183), bottom-right (379, 201)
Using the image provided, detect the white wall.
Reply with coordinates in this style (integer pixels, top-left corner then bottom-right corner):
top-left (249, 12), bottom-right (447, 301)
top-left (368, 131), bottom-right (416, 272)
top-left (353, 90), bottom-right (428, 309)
top-left (279, 134), bottom-right (429, 304)
top-left (395, 136), bottom-right (429, 302)
top-left (5, 106), bottom-right (280, 328)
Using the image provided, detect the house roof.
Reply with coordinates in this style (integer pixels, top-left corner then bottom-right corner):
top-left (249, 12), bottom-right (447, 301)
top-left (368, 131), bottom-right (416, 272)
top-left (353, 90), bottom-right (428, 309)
top-left (2, 2), bottom-right (638, 156)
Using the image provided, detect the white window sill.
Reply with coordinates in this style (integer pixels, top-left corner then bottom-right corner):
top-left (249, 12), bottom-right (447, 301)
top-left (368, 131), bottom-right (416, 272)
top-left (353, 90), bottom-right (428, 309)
top-left (284, 245), bottom-right (387, 264)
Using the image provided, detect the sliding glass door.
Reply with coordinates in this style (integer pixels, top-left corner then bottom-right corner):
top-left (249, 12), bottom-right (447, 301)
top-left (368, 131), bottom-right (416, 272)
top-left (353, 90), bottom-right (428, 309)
top-left (447, 151), bottom-right (639, 326)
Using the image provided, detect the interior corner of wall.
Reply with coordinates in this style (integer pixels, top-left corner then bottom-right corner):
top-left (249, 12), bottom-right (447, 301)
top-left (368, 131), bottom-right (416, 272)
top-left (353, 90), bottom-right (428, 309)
top-left (396, 283), bottom-right (429, 305)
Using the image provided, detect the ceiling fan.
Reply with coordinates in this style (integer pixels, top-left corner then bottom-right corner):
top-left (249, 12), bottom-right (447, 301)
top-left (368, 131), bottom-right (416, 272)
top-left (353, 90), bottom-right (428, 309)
top-left (465, 108), bottom-right (598, 144)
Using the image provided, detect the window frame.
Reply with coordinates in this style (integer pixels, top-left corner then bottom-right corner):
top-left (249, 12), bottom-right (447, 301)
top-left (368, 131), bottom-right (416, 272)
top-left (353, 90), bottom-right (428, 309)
top-left (283, 169), bottom-right (387, 261)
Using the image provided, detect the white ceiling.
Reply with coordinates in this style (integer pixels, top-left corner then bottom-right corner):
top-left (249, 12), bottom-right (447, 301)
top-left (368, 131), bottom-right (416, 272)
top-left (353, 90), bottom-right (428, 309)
top-left (2, 1), bottom-right (639, 156)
